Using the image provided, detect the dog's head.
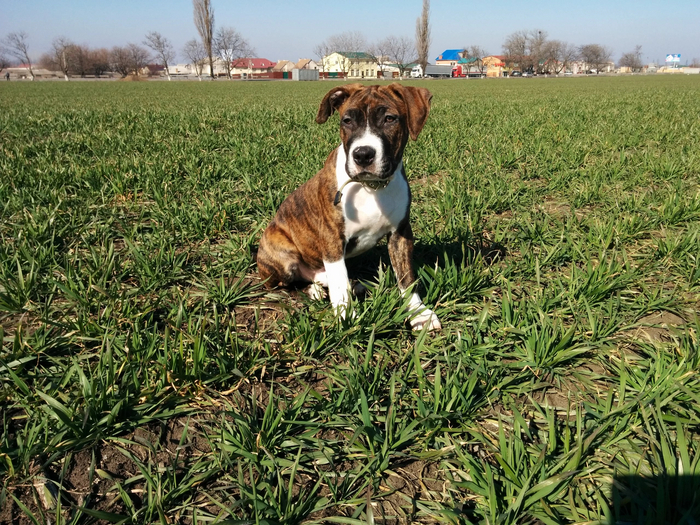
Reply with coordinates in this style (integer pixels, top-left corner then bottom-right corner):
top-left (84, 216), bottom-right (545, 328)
top-left (316, 83), bottom-right (432, 182)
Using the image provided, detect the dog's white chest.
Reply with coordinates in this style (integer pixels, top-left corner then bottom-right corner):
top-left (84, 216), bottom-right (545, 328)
top-left (335, 146), bottom-right (409, 257)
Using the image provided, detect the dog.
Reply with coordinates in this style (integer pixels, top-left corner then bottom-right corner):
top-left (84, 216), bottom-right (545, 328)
top-left (257, 83), bottom-right (441, 332)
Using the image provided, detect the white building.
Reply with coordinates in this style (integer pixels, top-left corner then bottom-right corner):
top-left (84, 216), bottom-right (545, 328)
top-left (322, 52), bottom-right (377, 79)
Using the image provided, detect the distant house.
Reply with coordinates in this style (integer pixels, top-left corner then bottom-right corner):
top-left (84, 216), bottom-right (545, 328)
top-left (142, 64), bottom-right (165, 77)
top-left (567, 60), bottom-right (614, 74)
top-left (231, 58), bottom-right (276, 76)
top-left (483, 55), bottom-right (507, 77)
top-left (434, 49), bottom-right (464, 66)
top-left (295, 58), bottom-right (319, 70)
top-left (322, 51), bottom-right (377, 79)
top-left (380, 61), bottom-right (417, 79)
top-left (168, 63), bottom-right (196, 76)
top-left (273, 60), bottom-right (295, 72)
top-left (202, 58), bottom-right (234, 77)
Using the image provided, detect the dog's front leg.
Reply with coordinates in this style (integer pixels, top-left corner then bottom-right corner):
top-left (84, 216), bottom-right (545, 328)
top-left (388, 222), bottom-right (441, 332)
top-left (324, 258), bottom-right (351, 318)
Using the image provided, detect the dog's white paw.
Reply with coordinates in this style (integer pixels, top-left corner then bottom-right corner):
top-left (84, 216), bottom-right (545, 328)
top-left (410, 308), bottom-right (441, 332)
top-left (307, 282), bottom-right (326, 301)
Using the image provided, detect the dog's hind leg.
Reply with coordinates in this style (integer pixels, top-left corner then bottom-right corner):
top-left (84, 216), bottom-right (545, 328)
top-left (257, 226), bottom-right (306, 288)
top-left (258, 225), bottom-right (330, 299)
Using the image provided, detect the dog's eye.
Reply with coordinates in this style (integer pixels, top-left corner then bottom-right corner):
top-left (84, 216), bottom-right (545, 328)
top-left (342, 116), bottom-right (352, 125)
top-left (385, 115), bottom-right (397, 123)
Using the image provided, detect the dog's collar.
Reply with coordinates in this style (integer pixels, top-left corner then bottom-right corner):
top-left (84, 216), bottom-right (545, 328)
top-left (334, 177), bottom-right (391, 206)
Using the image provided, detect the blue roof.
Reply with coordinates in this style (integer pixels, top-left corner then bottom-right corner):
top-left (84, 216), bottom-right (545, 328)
top-left (435, 49), bottom-right (462, 61)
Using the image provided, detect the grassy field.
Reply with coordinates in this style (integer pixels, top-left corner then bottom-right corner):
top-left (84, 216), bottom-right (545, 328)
top-left (1, 75), bottom-right (700, 524)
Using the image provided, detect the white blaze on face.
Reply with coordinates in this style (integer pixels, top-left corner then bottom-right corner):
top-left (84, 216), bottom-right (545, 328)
top-left (346, 123), bottom-right (384, 178)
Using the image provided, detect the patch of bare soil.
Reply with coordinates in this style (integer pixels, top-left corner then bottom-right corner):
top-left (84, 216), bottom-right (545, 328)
top-left (541, 198), bottom-right (571, 218)
top-left (411, 171), bottom-right (446, 188)
top-left (0, 312), bottom-right (42, 341)
top-left (378, 460), bottom-right (449, 523)
top-left (1, 417), bottom-right (211, 524)
top-left (307, 460), bottom-right (453, 525)
top-left (628, 311), bottom-right (686, 344)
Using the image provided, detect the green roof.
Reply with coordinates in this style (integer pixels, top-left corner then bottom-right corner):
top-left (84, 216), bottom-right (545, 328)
top-left (337, 51), bottom-right (375, 60)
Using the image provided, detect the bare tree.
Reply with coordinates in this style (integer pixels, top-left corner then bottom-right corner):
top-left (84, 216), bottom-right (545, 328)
top-left (323, 31), bottom-right (367, 76)
top-left (3, 31), bottom-right (35, 80)
top-left (541, 40), bottom-right (578, 74)
top-left (415, 0), bottom-right (431, 77)
top-left (502, 30), bottom-right (528, 74)
top-left (462, 45), bottom-right (488, 75)
top-left (327, 31), bottom-right (367, 54)
top-left (39, 52), bottom-right (56, 71)
top-left (368, 38), bottom-right (391, 78)
top-left (90, 48), bottom-right (110, 77)
top-left (502, 29), bottom-right (547, 74)
top-left (579, 44), bottom-right (613, 74)
top-left (183, 38), bottom-right (207, 80)
top-left (110, 46), bottom-right (131, 77)
top-left (48, 44), bottom-right (106, 78)
top-left (383, 36), bottom-right (415, 78)
top-left (690, 57), bottom-right (700, 68)
top-left (214, 26), bottom-right (253, 79)
top-left (0, 51), bottom-right (9, 70)
top-left (127, 43), bottom-right (150, 76)
top-left (110, 44), bottom-right (149, 77)
top-left (528, 29), bottom-right (548, 74)
top-left (193, 0), bottom-right (215, 78)
top-left (619, 45), bottom-right (643, 72)
top-left (51, 37), bottom-right (73, 80)
top-left (144, 31), bottom-right (175, 80)
top-left (313, 40), bottom-right (332, 72)
top-left (68, 44), bottom-right (91, 77)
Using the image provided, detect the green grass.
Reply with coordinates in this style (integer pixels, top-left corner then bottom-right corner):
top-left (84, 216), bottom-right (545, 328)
top-left (1, 75), bottom-right (700, 524)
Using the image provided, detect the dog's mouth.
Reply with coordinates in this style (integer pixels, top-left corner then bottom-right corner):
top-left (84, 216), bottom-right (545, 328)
top-left (351, 170), bottom-right (393, 183)
top-left (347, 158), bottom-right (397, 181)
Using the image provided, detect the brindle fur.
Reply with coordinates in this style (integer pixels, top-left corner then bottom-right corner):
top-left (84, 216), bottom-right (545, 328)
top-left (257, 83), bottom-right (432, 294)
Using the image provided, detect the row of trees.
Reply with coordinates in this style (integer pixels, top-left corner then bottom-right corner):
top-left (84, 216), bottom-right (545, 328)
top-left (1, 0), bottom-right (252, 81)
top-left (38, 40), bottom-right (150, 79)
top-left (483, 30), bottom-right (619, 75)
top-left (3, 32), bottom-right (249, 82)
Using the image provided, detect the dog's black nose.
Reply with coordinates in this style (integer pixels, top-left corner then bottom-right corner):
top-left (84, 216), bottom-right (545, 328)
top-left (352, 146), bottom-right (375, 168)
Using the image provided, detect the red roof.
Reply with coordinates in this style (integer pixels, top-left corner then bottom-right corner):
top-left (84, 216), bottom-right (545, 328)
top-left (231, 58), bottom-right (276, 69)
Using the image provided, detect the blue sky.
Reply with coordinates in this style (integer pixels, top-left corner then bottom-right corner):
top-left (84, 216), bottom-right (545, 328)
top-left (2, 0), bottom-right (698, 65)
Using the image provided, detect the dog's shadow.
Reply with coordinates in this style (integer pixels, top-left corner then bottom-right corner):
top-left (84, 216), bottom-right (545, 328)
top-left (252, 235), bottom-right (507, 300)
top-left (346, 235), bottom-right (508, 288)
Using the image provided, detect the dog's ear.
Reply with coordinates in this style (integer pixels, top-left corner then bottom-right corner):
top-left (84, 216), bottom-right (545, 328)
top-left (390, 84), bottom-right (432, 141)
top-left (316, 84), bottom-right (363, 124)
